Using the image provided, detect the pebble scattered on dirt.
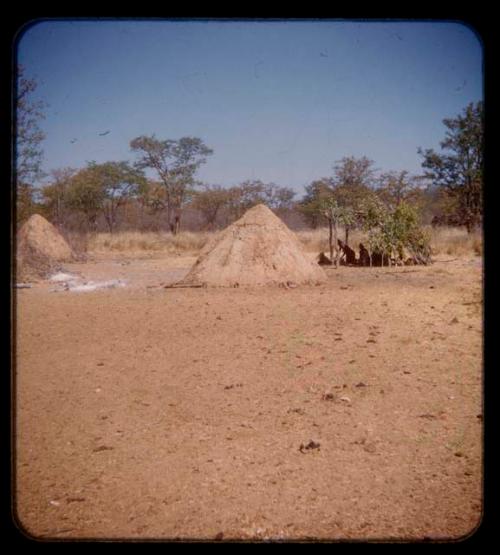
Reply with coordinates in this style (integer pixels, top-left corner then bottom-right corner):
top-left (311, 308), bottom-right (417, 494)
top-left (15, 253), bottom-right (482, 541)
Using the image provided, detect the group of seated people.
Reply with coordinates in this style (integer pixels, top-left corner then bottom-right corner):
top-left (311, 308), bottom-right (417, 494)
top-left (318, 239), bottom-right (391, 267)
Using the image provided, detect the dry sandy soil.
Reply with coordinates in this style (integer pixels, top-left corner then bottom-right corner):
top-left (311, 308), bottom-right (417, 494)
top-left (14, 251), bottom-right (483, 542)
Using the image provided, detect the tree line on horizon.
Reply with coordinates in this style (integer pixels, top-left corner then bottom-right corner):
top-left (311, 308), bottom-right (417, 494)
top-left (15, 66), bottom-right (483, 243)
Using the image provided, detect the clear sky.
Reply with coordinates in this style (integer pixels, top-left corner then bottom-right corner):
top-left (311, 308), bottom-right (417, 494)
top-left (16, 19), bottom-right (483, 194)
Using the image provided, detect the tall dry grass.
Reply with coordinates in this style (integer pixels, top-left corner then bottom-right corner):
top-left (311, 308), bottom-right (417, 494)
top-left (426, 226), bottom-right (482, 256)
top-left (62, 230), bottom-right (91, 258)
top-left (298, 226), bottom-right (483, 257)
top-left (84, 226), bottom-right (482, 257)
top-left (296, 228), bottom-right (366, 253)
top-left (86, 228), bottom-right (361, 255)
top-left (88, 230), bottom-right (214, 254)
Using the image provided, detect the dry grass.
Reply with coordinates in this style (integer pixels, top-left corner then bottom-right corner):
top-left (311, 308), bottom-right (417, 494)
top-left (86, 228), bottom-right (361, 255)
top-left (83, 226), bottom-right (482, 258)
top-left (427, 226), bottom-right (483, 256)
top-left (88, 230), bottom-right (214, 254)
top-left (300, 226), bottom-right (483, 257)
top-left (296, 228), bottom-right (366, 253)
top-left (62, 230), bottom-right (90, 258)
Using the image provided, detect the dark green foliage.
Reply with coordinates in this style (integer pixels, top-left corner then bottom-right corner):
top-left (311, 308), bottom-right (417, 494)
top-left (418, 102), bottom-right (483, 233)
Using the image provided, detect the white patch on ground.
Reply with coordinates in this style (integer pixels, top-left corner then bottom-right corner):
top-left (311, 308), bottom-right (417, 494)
top-left (49, 273), bottom-right (127, 292)
top-left (68, 279), bottom-right (127, 292)
top-left (49, 272), bottom-right (79, 283)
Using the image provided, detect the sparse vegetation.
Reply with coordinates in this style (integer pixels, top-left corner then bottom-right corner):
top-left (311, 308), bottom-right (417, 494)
top-left (130, 135), bottom-right (213, 234)
top-left (87, 230), bottom-right (214, 254)
top-left (16, 101), bottom-right (482, 246)
top-left (81, 226), bottom-right (481, 258)
top-left (15, 67), bottom-right (47, 225)
top-left (15, 27), bottom-right (483, 542)
top-left (15, 72), bottom-right (483, 265)
top-left (419, 101), bottom-right (483, 233)
top-left (427, 226), bottom-right (482, 257)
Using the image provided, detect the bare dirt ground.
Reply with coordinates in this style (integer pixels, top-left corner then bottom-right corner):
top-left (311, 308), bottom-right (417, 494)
top-left (14, 252), bottom-right (483, 541)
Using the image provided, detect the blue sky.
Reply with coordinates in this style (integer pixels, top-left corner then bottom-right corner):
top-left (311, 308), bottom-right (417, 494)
top-left (16, 19), bottom-right (483, 194)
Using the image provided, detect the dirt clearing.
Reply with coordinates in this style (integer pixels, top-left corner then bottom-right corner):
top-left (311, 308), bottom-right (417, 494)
top-left (14, 253), bottom-right (483, 541)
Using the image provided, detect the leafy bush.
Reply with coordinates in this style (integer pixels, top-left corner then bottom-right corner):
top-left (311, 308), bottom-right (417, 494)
top-left (359, 199), bottom-right (431, 265)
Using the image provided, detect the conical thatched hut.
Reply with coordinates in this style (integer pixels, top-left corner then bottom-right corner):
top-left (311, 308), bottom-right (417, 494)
top-left (178, 204), bottom-right (327, 287)
top-left (16, 214), bottom-right (75, 281)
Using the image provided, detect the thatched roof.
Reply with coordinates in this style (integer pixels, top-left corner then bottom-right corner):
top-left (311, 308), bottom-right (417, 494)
top-left (179, 204), bottom-right (327, 287)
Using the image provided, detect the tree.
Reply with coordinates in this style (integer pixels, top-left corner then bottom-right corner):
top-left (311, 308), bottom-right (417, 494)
top-left (376, 170), bottom-right (423, 209)
top-left (91, 161), bottom-right (145, 233)
top-left (130, 135), bottom-right (213, 234)
top-left (414, 182), bottom-right (462, 226)
top-left (16, 66), bottom-right (47, 186)
top-left (135, 179), bottom-right (168, 230)
top-left (261, 183), bottom-right (296, 212)
top-left (315, 198), bottom-right (353, 268)
top-left (226, 180), bottom-right (264, 220)
top-left (15, 66), bottom-right (47, 224)
top-left (385, 202), bottom-right (432, 265)
top-left (418, 101), bottom-right (483, 233)
top-left (224, 181), bottom-right (296, 222)
top-left (331, 156), bottom-right (377, 245)
top-left (64, 162), bottom-right (144, 232)
top-left (191, 185), bottom-right (233, 229)
top-left (300, 157), bottom-right (376, 232)
top-left (16, 183), bottom-right (37, 227)
top-left (298, 178), bottom-right (335, 228)
top-left (332, 156), bottom-right (376, 190)
top-left (41, 168), bottom-right (76, 228)
top-left (65, 167), bottom-right (106, 232)
top-left (358, 196), bottom-right (389, 266)
top-left (358, 198), bottom-right (431, 266)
